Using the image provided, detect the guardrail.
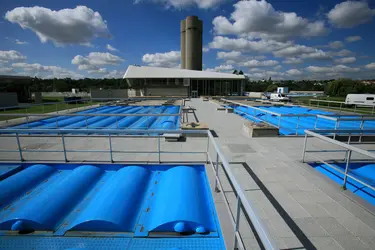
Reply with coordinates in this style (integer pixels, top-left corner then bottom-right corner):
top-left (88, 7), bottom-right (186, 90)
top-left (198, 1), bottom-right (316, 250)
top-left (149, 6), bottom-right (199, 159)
top-left (309, 99), bottom-right (375, 114)
top-left (0, 128), bottom-right (277, 250)
top-left (302, 129), bottom-right (375, 191)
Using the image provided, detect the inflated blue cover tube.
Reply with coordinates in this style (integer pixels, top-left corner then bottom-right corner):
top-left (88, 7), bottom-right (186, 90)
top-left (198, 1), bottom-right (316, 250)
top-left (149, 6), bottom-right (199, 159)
top-left (66, 106), bottom-right (135, 129)
top-left (39, 106), bottom-right (123, 129)
top-left (42, 106), bottom-right (109, 124)
top-left (145, 166), bottom-right (215, 234)
top-left (0, 164), bottom-right (56, 209)
top-left (0, 165), bottom-right (103, 231)
top-left (106, 106), bottom-right (144, 129)
top-left (11, 106), bottom-right (106, 129)
top-left (160, 107), bottom-right (179, 130)
top-left (115, 107), bottom-right (153, 128)
top-left (67, 166), bottom-right (151, 232)
top-left (64, 106), bottom-right (128, 129)
top-left (129, 106), bottom-right (167, 129)
top-left (86, 106), bottom-right (135, 129)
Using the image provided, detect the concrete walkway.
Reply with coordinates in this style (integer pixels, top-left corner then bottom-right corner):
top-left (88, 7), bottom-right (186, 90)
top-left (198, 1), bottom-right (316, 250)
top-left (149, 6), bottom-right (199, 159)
top-left (190, 98), bottom-right (375, 250)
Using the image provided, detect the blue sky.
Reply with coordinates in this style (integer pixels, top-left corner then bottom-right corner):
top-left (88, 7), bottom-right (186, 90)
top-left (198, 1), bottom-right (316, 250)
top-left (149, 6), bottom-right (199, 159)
top-left (0, 0), bottom-right (375, 80)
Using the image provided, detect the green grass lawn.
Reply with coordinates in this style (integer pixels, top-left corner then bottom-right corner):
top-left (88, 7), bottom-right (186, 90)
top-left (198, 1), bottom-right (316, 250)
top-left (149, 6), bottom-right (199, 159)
top-left (0, 101), bottom-right (95, 121)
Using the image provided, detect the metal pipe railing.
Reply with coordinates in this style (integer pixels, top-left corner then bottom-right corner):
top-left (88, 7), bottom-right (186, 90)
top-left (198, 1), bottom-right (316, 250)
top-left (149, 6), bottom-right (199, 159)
top-left (0, 127), bottom-right (277, 250)
top-left (207, 130), bottom-right (277, 250)
top-left (302, 129), bottom-right (375, 192)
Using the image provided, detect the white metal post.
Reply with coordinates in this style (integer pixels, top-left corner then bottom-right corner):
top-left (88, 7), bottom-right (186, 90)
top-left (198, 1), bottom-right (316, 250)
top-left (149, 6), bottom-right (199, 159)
top-left (109, 134), bottom-right (114, 163)
top-left (342, 150), bottom-right (352, 190)
top-left (233, 195), bottom-right (241, 250)
top-left (214, 153), bottom-right (220, 192)
top-left (61, 133), bottom-right (67, 162)
top-left (16, 133), bottom-right (23, 161)
top-left (158, 135), bottom-right (161, 163)
top-left (302, 134), bottom-right (308, 163)
top-left (295, 116), bottom-right (300, 135)
top-left (206, 135), bottom-right (210, 163)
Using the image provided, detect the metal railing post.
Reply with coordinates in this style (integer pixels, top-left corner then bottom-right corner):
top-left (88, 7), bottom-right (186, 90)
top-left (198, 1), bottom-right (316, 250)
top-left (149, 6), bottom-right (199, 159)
top-left (354, 104), bottom-right (357, 114)
top-left (233, 195), bottom-right (241, 250)
top-left (333, 120), bottom-right (338, 140)
top-left (359, 120), bottom-right (364, 143)
top-left (295, 116), bottom-right (300, 135)
top-left (214, 153), bottom-right (220, 192)
top-left (302, 134), bottom-right (308, 163)
top-left (16, 132), bottom-right (24, 161)
top-left (342, 150), bottom-right (352, 190)
top-left (278, 115), bottom-right (281, 128)
top-left (158, 135), bottom-right (161, 163)
top-left (206, 135), bottom-right (210, 163)
top-left (372, 105), bottom-right (374, 115)
top-left (85, 116), bottom-right (88, 129)
top-left (109, 134), bottom-right (114, 163)
top-left (340, 103), bottom-right (342, 112)
top-left (115, 115), bottom-right (118, 129)
top-left (61, 133), bottom-right (68, 162)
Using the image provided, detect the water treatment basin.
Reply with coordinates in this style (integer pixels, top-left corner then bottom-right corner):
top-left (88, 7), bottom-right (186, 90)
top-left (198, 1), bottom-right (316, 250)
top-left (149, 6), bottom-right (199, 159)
top-left (0, 163), bottom-right (224, 249)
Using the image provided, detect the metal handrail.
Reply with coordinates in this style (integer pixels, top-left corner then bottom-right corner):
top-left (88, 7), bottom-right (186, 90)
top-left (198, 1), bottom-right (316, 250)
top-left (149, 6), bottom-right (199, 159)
top-left (207, 131), bottom-right (277, 250)
top-left (302, 129), bottom-right (375, 191)
top-left (0, 128), bottom-right (278, 250)
top-left (221, 99), bottom-right (281, 117)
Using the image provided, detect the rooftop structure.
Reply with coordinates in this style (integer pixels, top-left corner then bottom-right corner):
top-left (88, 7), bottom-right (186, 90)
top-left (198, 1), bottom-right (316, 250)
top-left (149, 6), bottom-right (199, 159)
top-left (124, 66), bottom-right (246, 97)
top-left (180, 16), bottom-right (203, 71)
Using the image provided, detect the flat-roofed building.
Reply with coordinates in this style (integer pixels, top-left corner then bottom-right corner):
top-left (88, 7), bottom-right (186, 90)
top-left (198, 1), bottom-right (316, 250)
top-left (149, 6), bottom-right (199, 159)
top-left (123, 65), bottom-right (246, 97)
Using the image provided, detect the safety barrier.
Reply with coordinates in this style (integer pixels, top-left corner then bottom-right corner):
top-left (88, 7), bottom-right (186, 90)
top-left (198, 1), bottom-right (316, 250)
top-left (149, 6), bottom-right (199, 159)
top-left (309, 99), bottom-right (375, 114)
top-left (0, 128), bottom-right (277, 250)
top-left (302, 129), bottom-right (375, 191)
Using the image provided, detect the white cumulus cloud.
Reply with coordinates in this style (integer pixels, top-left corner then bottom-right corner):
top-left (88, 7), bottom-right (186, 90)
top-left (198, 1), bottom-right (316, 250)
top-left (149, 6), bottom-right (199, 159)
top-left (327, 41), bottom-right (344, 49)
top-left (213, 0), bottom-right (328, 40)
top-left (0, 50), bottom-right (26, 62)
top-left (106, 44), bottom-right (118, 52)
top-left (134, 0), bottom-right (227, 9)
top-left (72, 52), bottom-right (124, 69)
top-left (217, 51), bottom-right (242, 61)
top-left (209, 36), bottom-right (291, 53)
top-left (142, 51), bottom-right (180, 68)
top-left (12, 62), bottom-right (82, 78)
top-left (286, 69), bottom-right (303, 76)
top-left (15, 39), bottom-right (28, 45)
top-left (306, 65), bottom-right (360, 73)
top-left (5, 6), bottom-right (110, 46)
top-left (283, 57), bottom-right (303, 64)
top-left (205, 64), bottom-right (233, 72)
top-left (334, 57), bottom-right (356, 64)
top-left (365, 62), bottom-right (375, 70)
top-left (241, 59), bottom-right (279, 68)
top-left (345, 36), bottom-right (362, 42)
top-left (328, 1), bottom-right (375, 28)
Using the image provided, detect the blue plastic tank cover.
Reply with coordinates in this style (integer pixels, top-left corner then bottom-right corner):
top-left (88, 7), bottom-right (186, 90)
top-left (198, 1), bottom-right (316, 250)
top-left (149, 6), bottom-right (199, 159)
top-left (174, 222), bottom-right (188, 233)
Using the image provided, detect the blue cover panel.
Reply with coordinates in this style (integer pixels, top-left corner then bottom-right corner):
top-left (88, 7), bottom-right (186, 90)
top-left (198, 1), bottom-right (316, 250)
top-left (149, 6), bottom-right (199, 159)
top-left (0, 163), bottom-right (224, 249)
top-left (6, 105), bottom-right (181, 133)
top-left (233, 105), bottom-right (375, 135)
top-left (143, 166), bottom-right (215, 234)
top-left (310, 162), bottom-right (375, 206)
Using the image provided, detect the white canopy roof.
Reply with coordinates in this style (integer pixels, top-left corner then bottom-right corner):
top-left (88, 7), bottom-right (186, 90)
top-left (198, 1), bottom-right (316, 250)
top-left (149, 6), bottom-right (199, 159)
top-left (123, 65), bottom-right (245, 80)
